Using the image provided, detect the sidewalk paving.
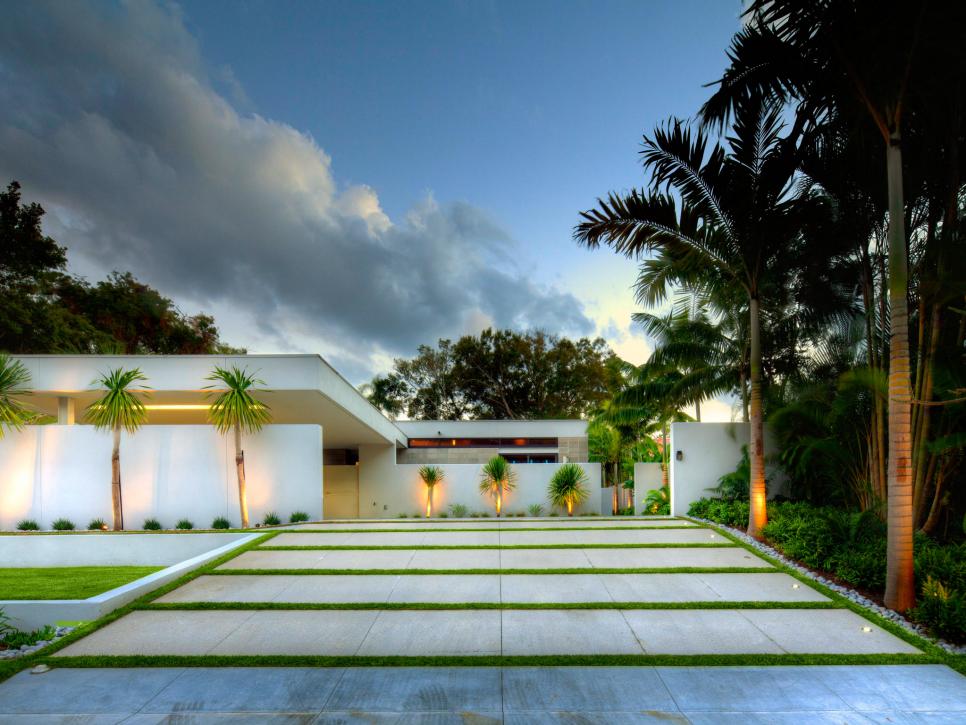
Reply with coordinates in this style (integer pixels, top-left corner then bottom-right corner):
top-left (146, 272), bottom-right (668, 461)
top-left (2, 665), bottom-right (965, 722)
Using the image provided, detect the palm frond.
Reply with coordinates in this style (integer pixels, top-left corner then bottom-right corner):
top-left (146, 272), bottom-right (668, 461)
top-left (204, 366), bottom-right (272, 434)
top-left (85, 368), bottom-right (149, 433)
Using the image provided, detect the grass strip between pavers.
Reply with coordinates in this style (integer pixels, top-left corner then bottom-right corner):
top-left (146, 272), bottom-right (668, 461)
top-left (257, 543), bottom-right (737, 551)
top-left (209, 566), bottom-right (780, 576)
top-left (273, 525), bottom-right (706, 534)
top-left (41, 652), bottom-right (940, 669)
top-left (139, 600), bottom-right (840, 611)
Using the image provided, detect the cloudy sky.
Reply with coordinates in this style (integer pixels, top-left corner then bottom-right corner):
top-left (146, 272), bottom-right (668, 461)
top-left (0, 0), bottom-right (741, 417)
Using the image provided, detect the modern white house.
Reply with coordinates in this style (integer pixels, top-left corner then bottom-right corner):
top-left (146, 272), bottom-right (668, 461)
top-left (0, 354), bottom-right (603, 529)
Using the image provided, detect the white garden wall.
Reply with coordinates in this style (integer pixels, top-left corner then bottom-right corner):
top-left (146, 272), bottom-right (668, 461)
top-left (0, 424), bottom-right (323, 530)
top-left (357, 446), bottom-right (603, 517)
top-left (668, 422), bottom-right (787, 516)
top-left (633, 462), bottom-right (664, 513)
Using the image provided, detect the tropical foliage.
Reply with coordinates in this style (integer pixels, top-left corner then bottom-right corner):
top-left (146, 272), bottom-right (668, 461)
top-left (478, 455), bottom-right (517, 517)
top-left (0, 353), bottom-right (32, 436)
top-left (418, 465), bottom-right (445, 517)
top-left (547, 463), bottom-right (590, 516)
top-left (205, 366), bottom-right (271, 529)
top-left (643, 484), bottom-right (670, 515)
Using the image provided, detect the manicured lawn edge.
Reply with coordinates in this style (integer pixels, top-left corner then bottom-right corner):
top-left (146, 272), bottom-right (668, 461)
top-left (41, 653), bottom-right (940, 669)
top-left (209, 566), bottom-right (779, 576)
top-left (139, 600), bottom-right (840, 611)
top-left (692, 518), bottom-right (951, 659)
top-left (274, 525), bottom-right (706, 534)
top-left (0, 566), bottom-right (164, 600)
top-left (0, 530), bottom-right (279, 684)
top-left (257, 543), bottom-right (737, 551)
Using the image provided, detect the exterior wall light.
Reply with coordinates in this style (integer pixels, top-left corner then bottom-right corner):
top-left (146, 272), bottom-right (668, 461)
top-left (675, 450), bottom-right (683, 461)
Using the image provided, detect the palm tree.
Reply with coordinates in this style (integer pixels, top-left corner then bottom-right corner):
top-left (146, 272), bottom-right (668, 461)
top-left (643, 484), bottom-right (670, 515)
top-left (698, 0), bottom-right (958, 616)
top-left (418, 465), bottom-right (444, 518)
top-left (205, 366), bottom-right (271, 528)
top-left (0, 354), bottom-right (33, 437)
top-left (548, 463), bottom-right (590, 516)
top-left (85, 368), bottom-right (149, 530)
top-left (576, 91), bottom-right (803, 537)
top-left (479, 455), bottom-right (516, 517)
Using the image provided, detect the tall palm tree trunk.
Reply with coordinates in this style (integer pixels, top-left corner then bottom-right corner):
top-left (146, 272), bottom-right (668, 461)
top-left (495, 489), bottom-right (502, 517)
top-left (884, 136), bottom-right (915, 612)
top-left (111, 424), bottom-right (123, 530)
top-left (747, 296), bottom-right (767, 536)
top-left (234, 424), bottom-right (250, 528)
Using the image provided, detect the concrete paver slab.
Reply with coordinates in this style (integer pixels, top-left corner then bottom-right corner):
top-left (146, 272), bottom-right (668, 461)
top-left (218, 550), bottom-right (325, 570)
top-left (742, 609), bottom-right (921, 654)
top-left (684, 712), bottom-right (873, 724)
top-left (387, 574), bottom-right (500, 603)
top-left (407, 549), bottom-right (500, 570)
top-left (356, 611), bottom-right (501, 656)
top-left (208, 610), bottom-right (378, 655)
top-left (504, 713), bottom-right (688, 724)
top-left (141, 667), bottom-right (344, 713)
top-left (499, 529), bottom-right (722, 545)
top-left (155, 575), bottom-right (295, 603)
top-left (625, 610), bottom-right (786, 655)
top-left (502, 666), bottom-right (678, 712)
top-left (499, 549), bottom-right (593, 569)
top-left (699, 572), bottom-right (829, 601)
top-left (501, 574), bottom-right (615, 603)
top-left (583, 547), bottom-right (768, 569)
top-left (501, 610), bottom-right (644, 655)
top-left (55, 611), bottom-right (256, 656)
top-left (317, 550), bottom-right (416, 570)
top-left (276, 574), bottom-right (399, 603)
top-left (600, 573), bottom-right (719, 602)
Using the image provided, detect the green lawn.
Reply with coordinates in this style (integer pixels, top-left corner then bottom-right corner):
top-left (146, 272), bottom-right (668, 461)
top-left (0, 567), bottom-right (163, 600)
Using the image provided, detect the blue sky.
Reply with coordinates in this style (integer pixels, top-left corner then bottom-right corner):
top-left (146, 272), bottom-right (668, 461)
top-left (0, 1), bottom-right (742, 417)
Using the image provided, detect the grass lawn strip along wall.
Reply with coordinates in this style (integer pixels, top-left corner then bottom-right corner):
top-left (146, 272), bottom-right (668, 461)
top-left (0, 567), bottom-right (163, 599)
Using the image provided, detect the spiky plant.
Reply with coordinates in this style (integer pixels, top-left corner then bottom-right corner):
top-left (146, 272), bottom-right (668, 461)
top-left (86, 368), bottom-right (149, 530)
top-left (0, 354), bottom-right (33, 437)
top-left (418, 465), bottom-right (445, 517)
top-left (205, 366), bottom-right (271, 528)
top-left (479, 455), bottom-right (516, 517)
top-left (643, 484), bottom-right (670, 515)
top-left (548, 463), bottom-right (590, 516)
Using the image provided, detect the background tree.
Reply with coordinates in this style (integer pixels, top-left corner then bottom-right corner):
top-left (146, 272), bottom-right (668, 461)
top-left (85, 368), bottom-right (149, 530)
top-left (206, 366), bottom-right (271, 528)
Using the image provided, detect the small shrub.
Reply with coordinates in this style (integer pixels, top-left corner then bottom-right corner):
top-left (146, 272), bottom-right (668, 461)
top-left (175, 518), bottom-right (194, 530)
top-left (579, 511), bottom-right (600, 517)
top-left (480, 511), bottom-right (491, 518)
top-left (397, 513), bottom-right (409, 518)
top-left (289, 511), bottom-right (310, 523)
top-left (527, 504), bottom-right (544, 517)
top-left (87, 518), bottom-right (107, 531)
top-left (912, 576), bottom-right (966, 642)
top-left (469, 512), bottom-right (481, 518)
top-left (262, 511), bottom-right (281, 526)
top-left (143, 518), bottom-right (162, 530)
top-left (549, 512), bottom-right (559, 517)
top-left (449, 503), bottom-right (469, 518)
top-left (16, 519), bottom-right (39, 531)
top-left (51, 518), bottom-right (75, 531)
top-left (411, 513), bottom-right (422, 518)
top-left (1, 624), bottom-right (56, 650)
top-left (438, 512), bottom-right (449, 518)
top-left (211, 516), bottom-right (231, 530)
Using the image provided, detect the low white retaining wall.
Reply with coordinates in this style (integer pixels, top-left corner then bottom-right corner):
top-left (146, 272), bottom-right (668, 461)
top-left (668, 422), bottom-right (788, 516)
top-left (0, 424), bottom-right (323, 530)
top-left (0, 532), bottom-right (258, 630)
top-left (357, 449), bottom-right (603, 518)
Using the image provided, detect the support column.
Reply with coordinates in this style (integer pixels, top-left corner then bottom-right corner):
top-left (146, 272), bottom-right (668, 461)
top-left (57, 397), bottom-right (75, 425)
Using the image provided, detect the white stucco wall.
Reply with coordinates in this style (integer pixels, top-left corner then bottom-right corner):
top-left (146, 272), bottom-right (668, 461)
top-left (0, 424), bottom-right (322, 530)
top-left (668, 422), bottom-right (786, 516)
top-left (633, 462), bottom-right (664, 513)
top-left (357, 445), bottom-right (603, 517)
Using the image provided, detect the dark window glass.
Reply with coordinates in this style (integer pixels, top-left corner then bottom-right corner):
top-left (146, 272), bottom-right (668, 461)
top-left (408, 437), bottom-right (558, 449)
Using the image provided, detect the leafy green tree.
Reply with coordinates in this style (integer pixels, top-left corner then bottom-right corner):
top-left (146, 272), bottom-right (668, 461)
top-left (576, 91), bottom-right (804, 537)
top-left (85, 368), bottom-right (149, 530)
top-left (0, 354), bottom-right (33, 437)
top-left (418, 465), bottom-right (445, 518)
top-left (205, 366), bottom-right (271, 528)
top-left (479, 455), bottom-right (516, 517)
top-left (548, 463), bottom-right (590, 516)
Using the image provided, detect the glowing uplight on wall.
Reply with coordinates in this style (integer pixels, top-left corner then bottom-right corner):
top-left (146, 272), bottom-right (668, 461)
top-left (144, 405), bottom-right (211, 410)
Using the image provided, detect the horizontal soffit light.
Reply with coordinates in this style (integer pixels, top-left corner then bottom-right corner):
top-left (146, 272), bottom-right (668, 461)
top-left (144, 404), bottom-right (211, 411)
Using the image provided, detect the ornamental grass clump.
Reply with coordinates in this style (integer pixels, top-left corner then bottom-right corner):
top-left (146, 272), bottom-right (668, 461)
top-left (175, 518), bottom-right (194, 530)
top-left (262, 511), bottom-right (281, 526)
top-left (548, 463), bottom-right (590, 517)
top-left (479, 455), bottom-right (516, 517)
top-left (289, 511), bottom-right (309, 523)
top-left (87, 518), bottom-right (107, 531)
top-left (143, 518), bottom-right (162, 530)
top-left (51, 518), bottom-right (75, 531)
top-left (16, 519), bottom-right (39, 531)
top-left (528, 504), bottom-right (544, 517)
top-left (448, 503), bottom-right (468, 518)
top-left (211, 516), bottom-right (231, 530)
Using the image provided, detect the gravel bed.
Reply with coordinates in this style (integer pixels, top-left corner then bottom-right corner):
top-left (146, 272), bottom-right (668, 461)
top-left (687, 515), bottom-right (966, 656)
top-left (0, 625), bottom-right (75, 660)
